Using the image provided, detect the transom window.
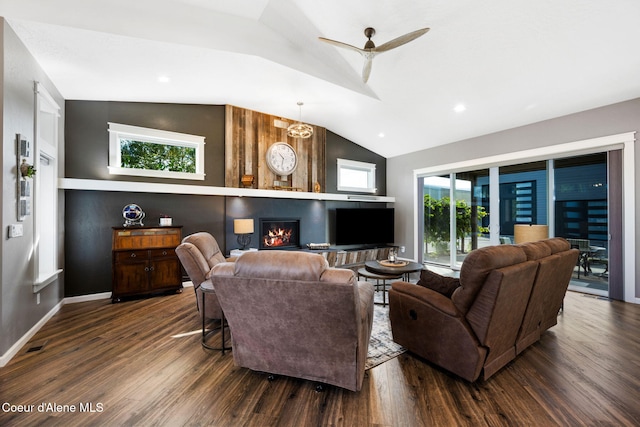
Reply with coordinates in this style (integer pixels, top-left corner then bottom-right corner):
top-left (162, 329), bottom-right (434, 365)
top-left (108, 122), bottom-right (205, 180)
top-left (337, 158), bottom-right (376, 193)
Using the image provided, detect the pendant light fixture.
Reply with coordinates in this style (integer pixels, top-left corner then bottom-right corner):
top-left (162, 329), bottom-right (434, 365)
top-left (287, 101), bottom-right (313, 139)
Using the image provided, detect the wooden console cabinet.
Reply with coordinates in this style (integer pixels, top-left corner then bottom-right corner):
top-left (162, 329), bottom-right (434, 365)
top-left (112, 226), bottom-right (183, 303)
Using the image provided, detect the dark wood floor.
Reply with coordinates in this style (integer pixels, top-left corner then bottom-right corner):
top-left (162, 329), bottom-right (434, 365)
top-left (1, 289), bottom-right (640, 426)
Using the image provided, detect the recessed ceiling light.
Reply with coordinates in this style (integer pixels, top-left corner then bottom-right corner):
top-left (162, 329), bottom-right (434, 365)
top-left (378, 132), bottom-right (385, 138)
top-left (454, 104), bottom-right (466, 113)
top-left (157, 75), bottom-right (171, 83)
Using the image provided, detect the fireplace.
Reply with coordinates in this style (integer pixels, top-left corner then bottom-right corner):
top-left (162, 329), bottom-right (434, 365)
top-left (259, 218), bottom-right (300, 250)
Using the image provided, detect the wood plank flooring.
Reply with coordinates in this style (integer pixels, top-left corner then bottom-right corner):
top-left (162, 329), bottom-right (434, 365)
top-left (1, 290), bottom-right (640, 426)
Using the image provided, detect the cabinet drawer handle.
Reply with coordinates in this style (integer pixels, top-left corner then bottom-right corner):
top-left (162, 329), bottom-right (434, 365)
top-left (162, 251), bottom-right (168, 256)
top-left (130, 253), bottom-right (136, 258)
top-left (145, 267), bottom-right (149, 271)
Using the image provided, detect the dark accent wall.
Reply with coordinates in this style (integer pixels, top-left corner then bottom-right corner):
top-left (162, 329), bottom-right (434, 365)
top-left (64, 100), bottom-right (388, 297)
top-left (65, 101), bottom-right (226, 186)
top-left (64, 190), bottom-right (225, 297)
top-left (223, 198), bottom-right (391, 252)
top-left (326, 130), bottom-right (387, 195)
top-left (225, 197), bottom-right (327, 251)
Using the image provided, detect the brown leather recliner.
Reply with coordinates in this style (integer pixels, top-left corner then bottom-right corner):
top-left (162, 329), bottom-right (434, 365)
top-left (389, 244), bottom-right (539, 381)
top-left (209, 250), bottom-right (375, 391)
top-left (515, 238), bottom-right (579, 354)
top-left (175, 232), bottom-right (236, 321)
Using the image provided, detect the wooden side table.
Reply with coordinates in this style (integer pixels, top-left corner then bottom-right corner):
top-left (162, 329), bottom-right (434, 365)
top-left (200, 281), bottom-right (232, 354)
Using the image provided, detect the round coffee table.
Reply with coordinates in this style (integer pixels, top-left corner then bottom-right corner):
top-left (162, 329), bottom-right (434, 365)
top-left (357, 268), bottom-right (402, 307)
top-left (364, 260), bottom-right (424, 282)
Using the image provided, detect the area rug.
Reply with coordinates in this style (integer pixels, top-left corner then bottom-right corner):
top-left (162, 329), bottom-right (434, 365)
top-left (365, 295), bottom-right (406, 370)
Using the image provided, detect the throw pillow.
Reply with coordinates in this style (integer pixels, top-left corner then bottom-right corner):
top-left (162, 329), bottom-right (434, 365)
top-left (417, 269), bottom-right (460, 298)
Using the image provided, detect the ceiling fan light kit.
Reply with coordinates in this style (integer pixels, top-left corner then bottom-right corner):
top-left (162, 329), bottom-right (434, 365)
top-left (319, 26), bottom-right (430, 83)
top-left (287, 101), bottom-right (313, 139)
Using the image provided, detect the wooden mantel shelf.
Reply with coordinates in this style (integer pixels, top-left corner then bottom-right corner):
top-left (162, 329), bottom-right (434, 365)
top-left (59, 178), bottom-right (395, 203)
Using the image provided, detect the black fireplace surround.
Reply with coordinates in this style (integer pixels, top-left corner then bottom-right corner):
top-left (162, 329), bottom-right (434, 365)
top-left (259, 218), bottom-right (300, 250)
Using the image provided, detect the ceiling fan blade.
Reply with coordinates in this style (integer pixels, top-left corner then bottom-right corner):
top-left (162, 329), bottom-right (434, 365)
top-left (373, 27), bottom-right (430, 53)
top-left (318, 37), bottom-right (365, 54)
top-left (362, 57), bottom-right (373, 83)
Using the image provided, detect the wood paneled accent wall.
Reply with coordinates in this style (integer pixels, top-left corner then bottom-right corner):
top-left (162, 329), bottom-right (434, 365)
top-left (225, 105), bottom-right (326, 192)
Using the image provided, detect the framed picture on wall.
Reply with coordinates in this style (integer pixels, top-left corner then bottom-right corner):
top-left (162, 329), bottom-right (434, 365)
top-left (19, 135), bottom-right (30, 157)
top-left (16, 133), bottom-right (33, 222)
top-left (20, 180), bottom-right (30, 197)
top-left (20, 199), bottom-right (31, 218)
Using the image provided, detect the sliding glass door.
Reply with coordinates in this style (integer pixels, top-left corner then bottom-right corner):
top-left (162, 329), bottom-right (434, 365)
top-left (423, 175), bottom-right (451, 265)
top-left (455, 170), bottom-right (490, 266)
top-left (422, 170), bottom-right (489, 267)
top-left (420, 152), bottom-right (616, 297)
top-left (554, 153), bottom-right (609, 295)
top-left (498, 161), bottom-right (548, 243)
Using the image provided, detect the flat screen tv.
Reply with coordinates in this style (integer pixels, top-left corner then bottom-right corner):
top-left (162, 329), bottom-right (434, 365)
top-left (335, 208), bottom-right (394, 246)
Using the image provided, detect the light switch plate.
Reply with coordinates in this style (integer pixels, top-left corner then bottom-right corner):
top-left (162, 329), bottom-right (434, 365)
top-left (9, 223), bottom-right (23, 238)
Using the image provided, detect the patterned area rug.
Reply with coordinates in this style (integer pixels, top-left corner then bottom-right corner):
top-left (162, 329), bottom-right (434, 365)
top-left (365, 293), bottom-right (406, 370)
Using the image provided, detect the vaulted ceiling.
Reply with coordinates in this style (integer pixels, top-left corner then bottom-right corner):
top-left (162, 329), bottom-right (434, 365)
top-left (2, 0), bottom-right (639, 158)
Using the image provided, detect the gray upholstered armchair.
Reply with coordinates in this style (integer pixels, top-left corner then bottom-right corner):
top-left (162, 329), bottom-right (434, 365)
top-left (210, 250), bottom-right (375, 391)
top-left (175, 232), bottom-right (235, 321)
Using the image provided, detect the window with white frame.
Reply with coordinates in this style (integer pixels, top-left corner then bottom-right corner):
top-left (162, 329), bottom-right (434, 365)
top-left (337, 158), bottom-right (377, 193)
top-left (108, 122), bottom-right (206, 180)
top-left (34, 82), bottom-right (62, 292)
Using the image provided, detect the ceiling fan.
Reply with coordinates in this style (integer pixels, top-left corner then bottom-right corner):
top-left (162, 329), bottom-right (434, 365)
top-left (319, 27), bottom-right (430, 83)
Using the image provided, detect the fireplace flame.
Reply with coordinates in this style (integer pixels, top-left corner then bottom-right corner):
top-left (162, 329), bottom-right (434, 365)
top-left (263, 227), bottom-right (293, 247)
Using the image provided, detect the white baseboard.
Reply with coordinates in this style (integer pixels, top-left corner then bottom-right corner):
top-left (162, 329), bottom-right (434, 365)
top-left (0, 292), bottom-right (110, 367)
top-left (0, 300), bottom-right (64, 367)
top-left (1, 284), bottom-right (193, 367)
top-left (64, 291), bottom-right (112, 304)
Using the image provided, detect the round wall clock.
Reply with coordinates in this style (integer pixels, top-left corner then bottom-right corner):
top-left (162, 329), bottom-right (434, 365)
top-left (266, 142), bottom-right (298, 176)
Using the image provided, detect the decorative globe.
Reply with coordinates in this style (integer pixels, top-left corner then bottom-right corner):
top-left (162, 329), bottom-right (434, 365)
top-left (122, 204), bottom-right (145, 226)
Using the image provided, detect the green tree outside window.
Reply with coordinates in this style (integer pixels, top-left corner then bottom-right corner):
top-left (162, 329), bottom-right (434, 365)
top-left (120, 139), bottom-right (196, 173)
top-left (424, 194), bottom-right (488, 255)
